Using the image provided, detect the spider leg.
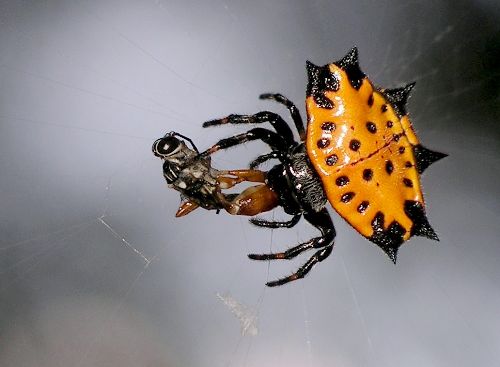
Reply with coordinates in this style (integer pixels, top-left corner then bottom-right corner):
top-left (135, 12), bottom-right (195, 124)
top-left (248, 235), bottom-right (318, 260)
top-left (200, 128), bottom-right (288, 157)
top-left (259, 93), bottom-right (306, 141)
top-left (249, 151), bottom-right (283, 169)
top-left (266, 246), bottom-right (333, 287)
top-left (248, 208), bottom-right (336, 287)
top-left (203, 111), bottom-right (295, 145)
top-left (250, 214), bottom-right (301, 229)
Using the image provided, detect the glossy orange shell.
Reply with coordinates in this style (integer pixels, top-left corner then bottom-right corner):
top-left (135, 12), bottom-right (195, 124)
top-left (306, 64), bottom-right (423, 242)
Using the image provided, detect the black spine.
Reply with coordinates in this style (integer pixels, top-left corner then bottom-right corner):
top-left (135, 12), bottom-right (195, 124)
top-left (412, 144), bottom-right (448, 174)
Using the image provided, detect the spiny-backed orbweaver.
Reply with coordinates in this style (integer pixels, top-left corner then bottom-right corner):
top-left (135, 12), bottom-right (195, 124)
top-left (154, 47), bottom-right (447, 287)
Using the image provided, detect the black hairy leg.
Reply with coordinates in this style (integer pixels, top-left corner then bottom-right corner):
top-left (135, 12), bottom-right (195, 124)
top-left (248, 208), bottom-right (336, 286)
top-left (249, 151), bottom-right (283, 169)
top-left (203, 111), bottom-right (295, 145)
top-left (250, 213), bottom-right (301, 228)
top-left (259, 93), bottom-right (306, 141)
top-left (201, 128), bottom-right (288, 157)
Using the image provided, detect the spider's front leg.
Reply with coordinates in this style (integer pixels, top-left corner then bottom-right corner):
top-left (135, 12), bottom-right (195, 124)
top-left (200, 127), bottom-right (288, 158)
top-left (203, 111), bottom-right (295, 145)
top-left (202, 93), bottom-right (305, 142)
top-left (259, 93), bottom-right (306, 141)
top-left (249, 151), bottom-right (283, 169)
top-left (249, 208), bottom-right (336, 287)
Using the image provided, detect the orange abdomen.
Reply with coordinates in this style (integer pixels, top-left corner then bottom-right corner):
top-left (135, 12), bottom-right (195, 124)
top-left (304, 48), bottom-right (443, 260)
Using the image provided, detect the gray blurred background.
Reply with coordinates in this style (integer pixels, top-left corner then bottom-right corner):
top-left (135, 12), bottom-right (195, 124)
top-left (0, 0), bottom-right (499, 366)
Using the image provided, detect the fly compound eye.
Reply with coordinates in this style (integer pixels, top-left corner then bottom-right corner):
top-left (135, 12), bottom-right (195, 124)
top-left (152, 136), bottom-right (181, 158)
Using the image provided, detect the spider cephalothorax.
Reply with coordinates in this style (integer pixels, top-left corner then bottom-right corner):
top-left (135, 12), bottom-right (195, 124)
top-left (200, 47), bottom-right (447, 286)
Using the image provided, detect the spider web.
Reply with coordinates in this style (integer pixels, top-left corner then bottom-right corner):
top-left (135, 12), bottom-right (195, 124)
top-left (0, 0), bottom-right (499, 366)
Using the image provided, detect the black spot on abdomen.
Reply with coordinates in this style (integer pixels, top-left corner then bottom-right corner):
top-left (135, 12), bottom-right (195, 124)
top-left (349, 139), bottom-right (361, 151)
top-left (326, 154), bottom-right (338, 166)
top-left (385, 160), bottom-right (394, 174)
top-left (362, 169), bottom-right (373, 181)
top-left (366, 121), bottom-right (377, 133)
top-left (317, 138), bottom-right (330, 148)
top-left (403, 178), bottom-right (413, 187)
top-left (341, 192), bottom-right (355, 203)
top-left (336, 176), bottom-right (349, 186)
top-left (357, 201), bottom-right (369, 213)
top-left (321, 122), bottom-right (336, 131)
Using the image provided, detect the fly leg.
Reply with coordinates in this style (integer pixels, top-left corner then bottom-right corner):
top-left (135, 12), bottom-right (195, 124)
top-left (217, 169), bottom-right (266, 189)
top-left (215, 184), bottom-right (278, 217)
top-left (175, 201), bottom-right (199, 217)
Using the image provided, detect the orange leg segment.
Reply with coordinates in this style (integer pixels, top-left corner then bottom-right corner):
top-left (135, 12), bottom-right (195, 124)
top-left (176, 200), bottom-right (200, 217)
top-left (217, 169), bottom-right (266, 189)
top-left (217, 184), bottom-right (278, 216)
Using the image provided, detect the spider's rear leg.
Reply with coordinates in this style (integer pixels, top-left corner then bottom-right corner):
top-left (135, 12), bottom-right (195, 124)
top-left (203, 111), bottom-right (295, 145)
top-left (266, 246), bottom-right (333, 287)
top-left (259, 93), bottom-right (306, 141)
top-left (250, 214), bottom-right (301, 229)
top-left (248, 208), bottom-right (336, 287)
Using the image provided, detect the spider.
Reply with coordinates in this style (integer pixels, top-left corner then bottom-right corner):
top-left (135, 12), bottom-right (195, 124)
top-left (152, 131), bottom-right (278, 217)
top-left (200, 47), bottom-right (447, 287)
